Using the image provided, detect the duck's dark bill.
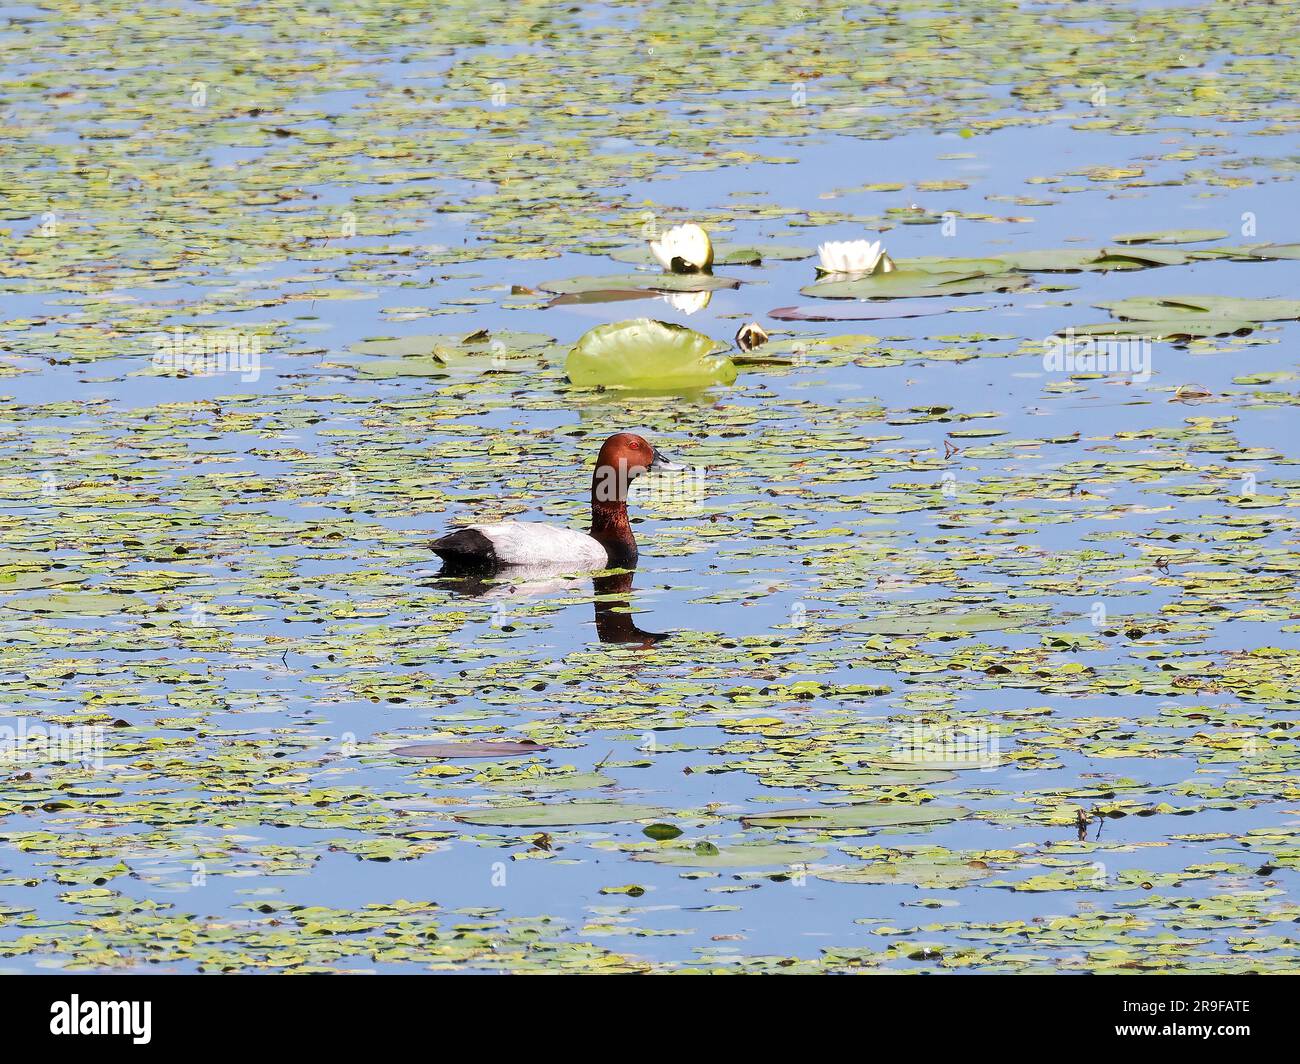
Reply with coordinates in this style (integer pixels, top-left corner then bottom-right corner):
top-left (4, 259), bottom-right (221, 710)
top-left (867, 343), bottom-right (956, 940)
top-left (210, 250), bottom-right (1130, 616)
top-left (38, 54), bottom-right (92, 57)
top-left (650, 447), bottom-right (685, 472)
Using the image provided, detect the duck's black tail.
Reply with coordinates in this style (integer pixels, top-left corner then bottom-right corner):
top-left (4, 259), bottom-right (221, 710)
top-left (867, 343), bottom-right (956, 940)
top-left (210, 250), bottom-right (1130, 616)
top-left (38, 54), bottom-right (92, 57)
top-left (431, 528), bottom-right (499, 572)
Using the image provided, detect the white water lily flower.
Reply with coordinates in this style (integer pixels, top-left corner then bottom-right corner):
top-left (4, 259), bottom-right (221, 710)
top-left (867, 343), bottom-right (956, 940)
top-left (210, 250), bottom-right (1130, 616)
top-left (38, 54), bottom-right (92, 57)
top-left (660, 290), bottom-right (712, 314)
top-left (649, 223), bottom-right (714, 273)
top-left (816, 239), bottom-right (895, 276)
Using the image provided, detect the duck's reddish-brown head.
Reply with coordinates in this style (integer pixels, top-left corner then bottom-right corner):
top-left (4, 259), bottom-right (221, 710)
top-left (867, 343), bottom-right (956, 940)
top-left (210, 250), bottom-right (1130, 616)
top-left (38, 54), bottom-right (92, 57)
top-left (591, 432), bottom-right (677, 503)
top-left (588, 432), bottom-right (680, 565)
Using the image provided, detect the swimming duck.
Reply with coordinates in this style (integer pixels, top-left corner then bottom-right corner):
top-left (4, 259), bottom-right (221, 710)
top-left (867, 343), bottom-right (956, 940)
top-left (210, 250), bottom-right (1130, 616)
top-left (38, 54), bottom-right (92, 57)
top-left (432, 432), bottom-right (680, 572)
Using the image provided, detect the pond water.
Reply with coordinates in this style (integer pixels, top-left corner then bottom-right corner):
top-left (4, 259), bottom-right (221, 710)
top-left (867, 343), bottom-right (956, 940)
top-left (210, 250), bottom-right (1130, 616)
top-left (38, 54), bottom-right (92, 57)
top-left (1, 0), bottom-right (1297, 973)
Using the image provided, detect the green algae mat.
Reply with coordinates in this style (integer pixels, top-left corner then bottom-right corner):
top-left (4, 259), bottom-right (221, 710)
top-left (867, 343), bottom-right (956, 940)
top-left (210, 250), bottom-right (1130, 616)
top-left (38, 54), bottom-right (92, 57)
top-left (1, 0), bottom-right (1299, 974)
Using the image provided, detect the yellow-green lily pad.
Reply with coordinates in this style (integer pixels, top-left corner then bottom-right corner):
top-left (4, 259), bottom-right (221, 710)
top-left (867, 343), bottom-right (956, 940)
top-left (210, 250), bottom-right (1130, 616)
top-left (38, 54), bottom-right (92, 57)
top-left (565, 318), bottom-right (735, 389)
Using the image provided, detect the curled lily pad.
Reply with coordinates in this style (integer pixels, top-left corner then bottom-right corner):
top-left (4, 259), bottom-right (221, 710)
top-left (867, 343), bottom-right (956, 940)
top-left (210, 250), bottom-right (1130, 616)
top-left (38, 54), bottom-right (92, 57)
top-left (1085, 247), bottom-right (1190, 267)
top-left (1239, 242), bottom-right (1300, 260)
top-left (1067, 319), bottom-right (1256, 341)
top-left (566, 318), bottom-right (736, 389)
top-left (1097, 295), bottom-right (1300, 322)
top-left (1187, 242), bottom-right (1300, 262)
top-left (997, 247), bottom-right (1188, 271)
top-left (1073, 292), bottom-right (1300, 342)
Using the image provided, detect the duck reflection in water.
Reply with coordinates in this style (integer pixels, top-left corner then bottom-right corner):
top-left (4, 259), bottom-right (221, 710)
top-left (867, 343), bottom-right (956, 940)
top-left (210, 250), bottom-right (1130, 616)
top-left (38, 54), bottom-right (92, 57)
top-left (434, 566), bottom-right (668, 648)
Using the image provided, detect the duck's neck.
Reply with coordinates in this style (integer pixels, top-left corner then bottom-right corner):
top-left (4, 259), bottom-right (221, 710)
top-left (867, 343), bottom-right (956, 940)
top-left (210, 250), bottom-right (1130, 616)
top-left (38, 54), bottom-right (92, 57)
top-left (589, 465), bottom-right (637, 566)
